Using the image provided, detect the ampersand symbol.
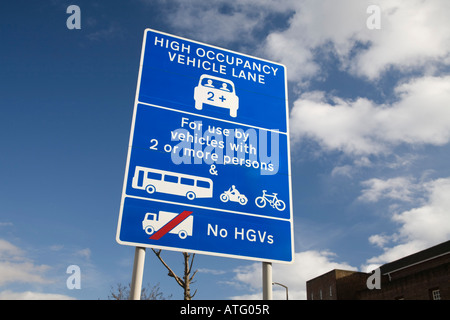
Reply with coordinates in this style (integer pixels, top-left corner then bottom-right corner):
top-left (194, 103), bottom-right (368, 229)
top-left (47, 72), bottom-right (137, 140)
top-left (209, 164), bottom-right (218, 176)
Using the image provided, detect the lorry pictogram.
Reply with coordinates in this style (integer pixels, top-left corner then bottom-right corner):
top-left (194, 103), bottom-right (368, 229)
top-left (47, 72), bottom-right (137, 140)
top-left (142, 211), bottom-right (194, 239)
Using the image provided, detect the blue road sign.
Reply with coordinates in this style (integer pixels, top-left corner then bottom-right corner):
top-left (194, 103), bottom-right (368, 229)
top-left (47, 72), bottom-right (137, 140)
top-left (116, 29), bottom-right (294, 263)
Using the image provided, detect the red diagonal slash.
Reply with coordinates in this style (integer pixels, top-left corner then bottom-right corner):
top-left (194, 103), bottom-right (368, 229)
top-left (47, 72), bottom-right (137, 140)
top-left (150, 211), bottom-right (193, 240)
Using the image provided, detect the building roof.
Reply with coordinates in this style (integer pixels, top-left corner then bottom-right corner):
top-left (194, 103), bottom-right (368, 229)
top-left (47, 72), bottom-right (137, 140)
top-left (380, 240), bottom-right (450, 275)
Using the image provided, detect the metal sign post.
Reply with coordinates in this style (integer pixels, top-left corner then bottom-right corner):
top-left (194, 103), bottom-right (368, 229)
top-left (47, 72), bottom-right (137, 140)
top-left (129, 247), bottom-right (146, 300)
top-left (262, 262), bottom-right (273, 300)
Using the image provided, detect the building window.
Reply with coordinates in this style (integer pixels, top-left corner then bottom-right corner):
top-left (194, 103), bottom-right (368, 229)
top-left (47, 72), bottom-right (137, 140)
top-left (431, 289), bottom-right (441, 300)
top-left (329, 286), bottom-right (333, 297)
top-left (319, 289), bottom-right (322, 300)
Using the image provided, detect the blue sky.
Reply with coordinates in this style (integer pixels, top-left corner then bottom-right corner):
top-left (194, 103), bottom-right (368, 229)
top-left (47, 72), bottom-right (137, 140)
top-left (1, 0), bottom-right (450, 300)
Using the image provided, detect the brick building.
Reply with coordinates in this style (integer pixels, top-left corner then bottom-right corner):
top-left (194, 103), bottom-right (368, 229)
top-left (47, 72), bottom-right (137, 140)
top-left (306, 240), bottom-right (450, 300)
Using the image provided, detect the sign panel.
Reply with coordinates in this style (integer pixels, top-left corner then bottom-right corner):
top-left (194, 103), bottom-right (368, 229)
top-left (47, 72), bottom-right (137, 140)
top-left (116, 29), bottom-right (294, 263)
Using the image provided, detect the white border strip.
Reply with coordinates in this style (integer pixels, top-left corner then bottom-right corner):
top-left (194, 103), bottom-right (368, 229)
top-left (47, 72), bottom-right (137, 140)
top-left (136, 101), bottom-right (288, 135)
top-left (123, 194), bottom-right (291, 222)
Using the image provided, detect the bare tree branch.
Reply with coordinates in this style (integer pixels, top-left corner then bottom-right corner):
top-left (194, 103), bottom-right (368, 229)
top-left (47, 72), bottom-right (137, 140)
top-left (190, 269), bottom-right (198, 282)
top-left (107, 282), bottom-right (172, 300)
top-left (152, 249), bottom-right (184, 288)
top-left (188, 253), bottom-right (196, 274)
top-left (151, 249), bottom-right (198, 300)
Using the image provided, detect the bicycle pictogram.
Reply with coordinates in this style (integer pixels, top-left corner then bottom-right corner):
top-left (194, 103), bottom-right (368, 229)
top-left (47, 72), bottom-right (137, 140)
top-left (255, 190), bottom-right (286, 211)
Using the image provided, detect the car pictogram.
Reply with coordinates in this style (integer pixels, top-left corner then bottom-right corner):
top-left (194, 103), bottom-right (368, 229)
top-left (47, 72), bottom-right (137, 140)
top-left (194, 74), bottom-right (239, 117)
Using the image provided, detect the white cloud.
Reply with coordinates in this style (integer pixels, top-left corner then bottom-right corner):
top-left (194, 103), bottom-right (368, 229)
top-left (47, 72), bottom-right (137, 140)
top-left (160, 1), bottom-right (450, 157)
top-left (86, 23), bottom-right (124, 41)
top-left (197, 268), bottom-right (226, 275)
top-left (264, 0), bottom-right (371, 81)
top-left (0, 239), bottom-right (52, 286)
top-left (162, 0), bottom-right (450, 82)
top-left (230, 250), bottom-right (356, 300)
top-left (351, 0), bottom-right (450, 79)
top-left (290, 91), bottom-right (381, 155)
top-left (75, 248), bottom-right (91, 260)
top-left (0, 261), bottom-right (51, 286)
top-left (0, 290), bottom-right (75, 300)
top-left (358, 176), bottom-right (423, 203)
top-left (262, 0), bottom-right (450, 81)
top-left (290, 76), bottom-right (450, 156)
top-left (263, 1), bottom-right (450, 156)
top-left (383, 76), bottom-right (450, 145)
top-left (157, 0), bottom-right (291, 52)
top-left (331, 165), bottom-right (353, 178)
top-left (161, 0), bottom-right (450, 134)
top-left (368, 234), bottom-right (391, 248)
top-left (393, 178), bottom-right (450, 245)
top-left (364, 177), bottom-right (450, 268)
top-left (0, 222), bottom-right (13, 227)
top-left (0, 239), bottom-right (23, 258)
top-left (261, 1), bottom-right (450, 156)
